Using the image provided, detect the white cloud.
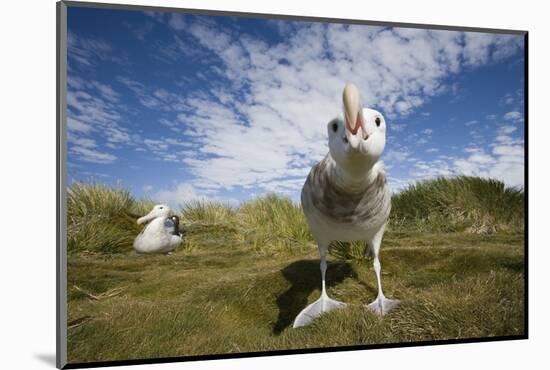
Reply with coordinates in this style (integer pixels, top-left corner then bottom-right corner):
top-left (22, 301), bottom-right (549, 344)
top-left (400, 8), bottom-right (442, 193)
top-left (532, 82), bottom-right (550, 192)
top-left (493, 145), bottom-right (523, 157)
top-left (165, 138), bottom-right (192, 147)
top-left (168, 14), bottom-right (186, 31)
top-left (408, 137), bottom-right (524, 189)
top-left (70, 146), bottom-right (117, 164)
top-left (469, 153), bottom-right (495, 164)
top-left (464, 120), bottom-right (479, 126)
top-left (398, 108), bottom-right (524, 190)
top-left (384, 149), bottom-right (411, 162)
top-left (463, 32), bottom-right (523, 66)
top-left (153, 182), bottom-right (238, 209)
top-left (67, 117), bottom-right (93, 133)
top-left (68, 33), bottom-right (127, 66)
top-left (390, 123), bottom-right (407, 132)
top-left (138, 22), bottom-right (521, 194)
top-left (66, 76), bottom-right (134, 165)
top-left (504, 111), bottom-right (522, 121)
top-left (100, 18), bottom-right (524, 197)
top-left (412, 159), bottom-right (454, 179)
top-left (144, 139), bottom-right (169, 151)
top-left (79, 171), bottom-right (110, 179)
top-left (153, 183), bottom-right (197, 207)
top-left (501, 93), bottom-right (515, 105)
top-left (499, 125), bottom-right (517, 134)
top-left (72, 137), bottom-right (97, 148)
top-left (117, 76), bottom-right (188, 111)
top-left (91, 81), bottom-right (120, 103)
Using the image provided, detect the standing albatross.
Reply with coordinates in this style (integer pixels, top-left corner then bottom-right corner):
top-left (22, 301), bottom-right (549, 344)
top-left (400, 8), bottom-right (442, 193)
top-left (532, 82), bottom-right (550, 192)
top-left (294, 83), bottom-right (398, 328)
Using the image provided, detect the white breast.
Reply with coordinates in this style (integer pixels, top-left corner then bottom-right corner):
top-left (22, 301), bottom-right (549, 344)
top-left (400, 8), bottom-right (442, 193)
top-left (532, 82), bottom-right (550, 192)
top-left (301, 156), bottom-right (391, 243)
top-left (133, 217), bottom-right (181, 254)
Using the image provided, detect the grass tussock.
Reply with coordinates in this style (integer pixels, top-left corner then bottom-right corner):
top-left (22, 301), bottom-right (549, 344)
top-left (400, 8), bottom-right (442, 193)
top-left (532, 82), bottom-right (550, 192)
top-left (239, 194), bottom-right (313, 254)
top-left (389, 176), bottom-right (524, 234)
top-left (68, 182), bottom-right (155, 254)
top-left (328, 241), bottom-right (365, 260)
top-left (181, 200), bottom-right (237, 225)
top-left (68, 182), bottom-right (134, 219)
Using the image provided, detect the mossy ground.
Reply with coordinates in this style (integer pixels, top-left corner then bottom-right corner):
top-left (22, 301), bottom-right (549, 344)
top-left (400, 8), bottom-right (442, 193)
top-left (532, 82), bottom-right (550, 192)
top-left (67, 230), bottom-right (525, 364)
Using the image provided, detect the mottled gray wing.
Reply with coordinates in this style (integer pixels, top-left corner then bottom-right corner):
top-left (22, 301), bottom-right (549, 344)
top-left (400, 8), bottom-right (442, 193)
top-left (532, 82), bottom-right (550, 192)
top-left (163, 218), bottom-right (176, 234)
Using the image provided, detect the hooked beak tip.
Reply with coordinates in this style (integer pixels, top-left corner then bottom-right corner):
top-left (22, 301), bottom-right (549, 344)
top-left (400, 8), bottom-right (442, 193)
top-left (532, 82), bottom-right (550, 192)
top-left (346, 113), bottom-right (362, 135)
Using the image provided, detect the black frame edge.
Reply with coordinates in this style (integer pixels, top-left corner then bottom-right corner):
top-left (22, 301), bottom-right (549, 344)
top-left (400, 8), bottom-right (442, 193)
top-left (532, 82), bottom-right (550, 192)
top-left (64, 335), bottom-right (527, 369)
top-left (523, 32), bottom-right (529, 338)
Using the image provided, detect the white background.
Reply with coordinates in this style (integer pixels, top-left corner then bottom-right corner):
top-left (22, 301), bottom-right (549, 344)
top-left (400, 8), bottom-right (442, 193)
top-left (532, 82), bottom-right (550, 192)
top-left (0, 0), bottom-right (547, 369)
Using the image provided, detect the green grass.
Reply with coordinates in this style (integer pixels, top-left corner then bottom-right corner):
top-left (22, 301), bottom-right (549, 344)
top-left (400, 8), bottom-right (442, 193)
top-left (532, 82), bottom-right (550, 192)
top-left (65, 177), bottom-right (525, 364)
top-left (181, 199), bottom-right (238, 225)
top-left (67, 183), bottom-right (151, 254)
top-left (389, 176), bottom-right (524, 233)
top-left (239, 194), bottom-right (313, 254)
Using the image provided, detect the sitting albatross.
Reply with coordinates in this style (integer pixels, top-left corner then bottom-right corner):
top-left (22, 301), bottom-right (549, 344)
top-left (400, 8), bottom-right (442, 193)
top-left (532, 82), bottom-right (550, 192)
top-left (133, 204), bottom-right (182, 254)
top-left (294, 83), bottom-right (397, 328)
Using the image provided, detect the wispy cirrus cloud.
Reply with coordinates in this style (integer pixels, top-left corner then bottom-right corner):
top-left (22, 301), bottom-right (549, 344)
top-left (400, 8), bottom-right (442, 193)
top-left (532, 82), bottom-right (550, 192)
top-left (122, 17), bottom-right (523, 202)
top-left (68, 33), bottom-right (128, 67)
top-left (67, 9), bottom-right (525, 204)
top-left (70, 145), bottom-right (117, 164)
top-left (66, 74), bottom-right (134, 164)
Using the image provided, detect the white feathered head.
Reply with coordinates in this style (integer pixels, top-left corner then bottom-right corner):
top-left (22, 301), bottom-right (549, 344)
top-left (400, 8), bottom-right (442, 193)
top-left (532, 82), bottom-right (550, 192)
top-left (328, 83), bottom-right (386, 173)
top-left (137, 204), bottom-right (171, 224)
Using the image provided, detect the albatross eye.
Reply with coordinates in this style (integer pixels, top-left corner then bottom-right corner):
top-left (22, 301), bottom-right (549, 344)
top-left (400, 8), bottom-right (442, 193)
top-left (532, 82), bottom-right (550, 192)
top-left (375, 117), bottom-right (381, 127)
top-left (332, 122), bottom-right (338, 132)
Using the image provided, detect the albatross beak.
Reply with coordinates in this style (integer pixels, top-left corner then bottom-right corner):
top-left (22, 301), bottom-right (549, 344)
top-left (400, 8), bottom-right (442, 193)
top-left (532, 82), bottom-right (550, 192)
top-left (343, 83), bottom-right (363, 136)
top-left (137, 210), bottom-right (155, 225)
top-left (343, 83), bottom-right (369, 149)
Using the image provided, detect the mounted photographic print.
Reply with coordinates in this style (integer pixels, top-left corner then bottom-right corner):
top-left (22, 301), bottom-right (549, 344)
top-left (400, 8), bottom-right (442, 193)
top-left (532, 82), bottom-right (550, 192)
top-left (56, 1), bottom-right (528, 368)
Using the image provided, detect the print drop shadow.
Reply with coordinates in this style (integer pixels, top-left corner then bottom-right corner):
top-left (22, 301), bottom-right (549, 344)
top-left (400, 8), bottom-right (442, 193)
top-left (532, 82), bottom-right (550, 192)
top-left (273, 259), bottom-right (359, 335)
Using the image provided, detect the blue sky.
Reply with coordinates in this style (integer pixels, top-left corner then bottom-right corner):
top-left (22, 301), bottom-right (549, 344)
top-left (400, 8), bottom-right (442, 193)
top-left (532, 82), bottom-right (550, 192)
top-left (66, 6), bottom-right (525, 207)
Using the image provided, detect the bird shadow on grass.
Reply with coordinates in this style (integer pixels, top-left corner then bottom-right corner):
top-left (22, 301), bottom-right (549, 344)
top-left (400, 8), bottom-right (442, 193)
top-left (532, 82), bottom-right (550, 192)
top-left (273, 259), bottom-right (358, 335)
